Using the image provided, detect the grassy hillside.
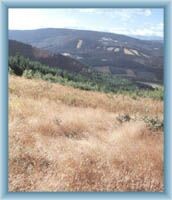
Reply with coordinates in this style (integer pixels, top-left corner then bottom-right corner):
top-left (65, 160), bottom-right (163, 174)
top-left (9, 75), bottom-right (163, 192)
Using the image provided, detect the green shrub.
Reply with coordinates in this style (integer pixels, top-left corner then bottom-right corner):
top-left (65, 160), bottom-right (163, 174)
top-left (142, 116), bottom-right (163, 130)
top-left (23, 70), bottom-right (34, 79)
top-left (33, 71), bottom-right (42, 79)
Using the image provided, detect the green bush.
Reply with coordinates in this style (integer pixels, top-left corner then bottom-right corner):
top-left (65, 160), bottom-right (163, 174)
top-left (23, 70), bottom-right (34, 79)
top-left (142, 116), bottom-right (163, 130)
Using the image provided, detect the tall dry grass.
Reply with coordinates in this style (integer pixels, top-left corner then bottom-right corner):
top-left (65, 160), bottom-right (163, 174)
top-left (9, 75), bottom-right (163, 192)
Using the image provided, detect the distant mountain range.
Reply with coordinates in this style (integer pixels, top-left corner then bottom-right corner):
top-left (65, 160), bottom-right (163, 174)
top-left (9, 28), bottom-right (164, 84)
top-left (130, 35), bottom-right (163, 41)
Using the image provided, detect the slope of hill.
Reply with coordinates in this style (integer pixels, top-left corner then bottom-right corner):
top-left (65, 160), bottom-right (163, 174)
top-left (130, 35), bottom-right (163, 41)
top-left (9, 75), bottom-right (163, 192)
top-left (9, 28), bottom-right (164, 83)
top-left (9, 40), bottom-right (88, 73)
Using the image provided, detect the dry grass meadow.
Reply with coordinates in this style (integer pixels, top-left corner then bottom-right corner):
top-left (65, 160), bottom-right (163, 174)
top-left (9, 75), bottom-right (163, 192)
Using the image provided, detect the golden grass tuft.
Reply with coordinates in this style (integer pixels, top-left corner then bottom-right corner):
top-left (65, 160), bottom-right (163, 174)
top-left (9, 75), bottom-right (163, 192)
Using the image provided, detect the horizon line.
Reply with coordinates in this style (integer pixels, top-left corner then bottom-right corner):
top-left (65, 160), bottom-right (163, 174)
top-left (8, 27), bottom-right (164, 40)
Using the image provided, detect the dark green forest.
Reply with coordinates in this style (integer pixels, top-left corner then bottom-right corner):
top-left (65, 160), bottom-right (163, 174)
top-left (9, 54), bottom-right (163, 100)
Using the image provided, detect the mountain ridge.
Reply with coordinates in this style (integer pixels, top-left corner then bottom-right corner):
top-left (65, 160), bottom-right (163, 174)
top-left (9, 39), bottom-right (89, 73)
top-left (9, 28), bottom-right (164, 84)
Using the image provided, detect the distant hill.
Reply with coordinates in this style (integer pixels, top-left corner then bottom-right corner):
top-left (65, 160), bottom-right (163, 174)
top-left (129, 35), bottom-right (163, 41)
top-left (9, 28), bottom-right (164, 84)
top-left (9, 40), bottom-right (88, 73)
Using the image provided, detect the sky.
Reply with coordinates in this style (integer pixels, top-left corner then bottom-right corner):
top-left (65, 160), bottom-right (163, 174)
top-left (9, 8), bottom-right (164, 38)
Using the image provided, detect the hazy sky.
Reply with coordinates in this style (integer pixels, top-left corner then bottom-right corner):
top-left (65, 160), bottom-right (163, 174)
top-left (9, 8), bottom-right (164, 37)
